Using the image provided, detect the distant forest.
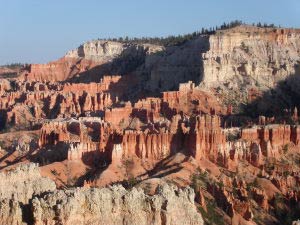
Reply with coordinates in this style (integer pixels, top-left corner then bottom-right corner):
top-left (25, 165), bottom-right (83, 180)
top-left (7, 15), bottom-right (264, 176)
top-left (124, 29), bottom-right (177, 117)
top-left (0, 63), bottom-right (27, 69)
top-left (99, 20), bottom-right (280, 47)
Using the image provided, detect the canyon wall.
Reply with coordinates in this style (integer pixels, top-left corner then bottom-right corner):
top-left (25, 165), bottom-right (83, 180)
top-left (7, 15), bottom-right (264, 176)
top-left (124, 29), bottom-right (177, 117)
top-left (0, 76), bottom-right (122, 129)
top-left (200, 25), bottom-right (300, 113)
top-left (16, 26), bottom-right (300, 112)
top-left (241, 124), bottom-right (300, 157)
top-left (21, 41), bottom-right (164, 82)
top-left (202, 26), bottom-right (300, 87)
top-left (2, 25), bottom-right (300, 225)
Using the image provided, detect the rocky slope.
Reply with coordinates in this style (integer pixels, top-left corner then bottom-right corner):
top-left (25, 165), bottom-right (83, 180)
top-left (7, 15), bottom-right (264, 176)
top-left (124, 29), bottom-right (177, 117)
top-left (201, 25), bottom-right (300, 113)
top-left (0, 65), bottom-right (23, 78)
top-left (0, 164), bottom-right (203, 225)
top-left (19, 25), bottom-right (300, 115)
top-left (20, 41), bottom-right (164, 82)
top-left (32, 184), bottom-right (203, 225)
top-left (202, 26), bottom-right (300, 87)
top-left (0, 164), bottom-right (56, 225)
top-left (0, 163), bottom-right (56, 203)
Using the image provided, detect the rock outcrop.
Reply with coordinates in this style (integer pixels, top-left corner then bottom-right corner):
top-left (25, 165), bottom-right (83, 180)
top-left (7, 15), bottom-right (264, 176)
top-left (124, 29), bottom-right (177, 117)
top-left (0, 163), bottom-right (203, 225)
top-left (21, 41), bottom-right (164, 82)
top-left (202, 26), bottom-right (300, 87)
top-left (15, 26), bottom-right (300, 114)
top-left (32, 184), bottom-right (203, 225)
top-left (0, 164), bottom-right (56, 225)
top-left (0, 163), bottom-right (56, 204)
top-left (241, 124), bottom-right (300, 157)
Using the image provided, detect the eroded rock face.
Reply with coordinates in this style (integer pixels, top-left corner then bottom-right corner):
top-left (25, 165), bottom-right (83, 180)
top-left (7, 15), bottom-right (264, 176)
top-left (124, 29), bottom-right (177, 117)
top-left (14, 26), bottom-right (300, 113)
top-left (0, 164), bottom-right (56, 225)
top-left (202, 26), bottom-right (300, 86)
top-left (0, 163), bottom-right (56, 204)
top-left (65, 40), bottom-right (164, 62)
top-left (0, 77), bottom-right (120, 129)
top-left (241, 124), bottom-right (300, 157)
top-left (145, 37), bottom-right (209, 92)
top-left (0, 163), bottom-right (203, 225)
top-left (21, 41), bottom-right (164, 82)
top-left (32, 184), bottom-right (203, 225)
top-left (200, 26), bottom-right (300, 113)
top-left (0, 198), bottom-right (23, 225)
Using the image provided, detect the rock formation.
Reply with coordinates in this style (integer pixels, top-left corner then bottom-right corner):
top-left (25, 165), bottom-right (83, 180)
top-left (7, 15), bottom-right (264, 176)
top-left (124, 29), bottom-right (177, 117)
top-left (0, 164), bottom-right (56, 225)
top-left (202, 26), bottom-right (300, 87)
top-left (32, 184), bottom-right (203, 225)
top-left (1, 24), bottom-right (300, 225)
top-left (0, 163), bottom-right (203, 225)
top-left (0, 163), bottom-right (56, 203)
top-left (200, 25), bottom-right (300, 114)
top-left (20, 41), bottom-right (164, 82)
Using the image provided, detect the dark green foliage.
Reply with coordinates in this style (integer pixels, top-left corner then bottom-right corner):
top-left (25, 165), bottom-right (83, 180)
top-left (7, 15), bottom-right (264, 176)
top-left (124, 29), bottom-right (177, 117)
top-left (226, 132), bottom-right (240, 142)
top-left (246, 178), bottom-right (261, 192)
top-left (98, 21), bottom-right (280, 48)
top-left (98, 20), bottom-right (250, 47)
top-left (50, 169), bottom-right (60, 176)
top-left (220, 20), bottom-right (244, 29)
top-left (100, 31), bottom-right (204, 47)
top-left (121, 176), bottom-right (140, 189)
top-left (271, 193), bottom-right (300, 225)
top-left (283, 144), bottom-right (289, 154)
top-left (1, 63), bottom-right (27, 69)
top-left (199, 200), bottom-right (225, 225)
top-left (191, 169), bottom-right (210, 191)
top-left (257, 22), bottom-right (277, 28)
top-left (0, 140), bottom-right (4, 148)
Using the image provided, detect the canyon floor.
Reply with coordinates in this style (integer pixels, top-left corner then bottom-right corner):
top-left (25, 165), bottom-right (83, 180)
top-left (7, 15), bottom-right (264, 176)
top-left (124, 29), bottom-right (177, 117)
top-left (1, 24), bottom-right (300, 225)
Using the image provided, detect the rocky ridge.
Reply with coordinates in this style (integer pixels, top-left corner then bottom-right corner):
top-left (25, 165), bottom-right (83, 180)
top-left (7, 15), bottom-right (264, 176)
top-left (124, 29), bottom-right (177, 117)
top-left (0, 164), bottom-right (203, 225)
top-left (32, 184), bottom-right (203, 225)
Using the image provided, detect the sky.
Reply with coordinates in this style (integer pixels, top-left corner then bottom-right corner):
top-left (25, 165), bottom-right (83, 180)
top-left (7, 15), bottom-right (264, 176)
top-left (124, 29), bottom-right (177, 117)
top-left (0, 0), bottom-right (300, 65)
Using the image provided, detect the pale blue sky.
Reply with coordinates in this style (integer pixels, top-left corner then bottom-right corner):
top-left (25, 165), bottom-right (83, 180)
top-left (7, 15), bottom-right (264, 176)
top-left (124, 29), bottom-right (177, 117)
top-left (0, 0), bottom-right (299, 64)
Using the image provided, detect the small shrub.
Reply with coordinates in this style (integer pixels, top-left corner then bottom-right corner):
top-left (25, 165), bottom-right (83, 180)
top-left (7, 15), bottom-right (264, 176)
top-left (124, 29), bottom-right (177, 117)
top-left (283, 144), bottom-right (289, 154)
top-left (122, 176), bottom-right (139, 189)
top-left (50, 169), bottom-right (59, 176)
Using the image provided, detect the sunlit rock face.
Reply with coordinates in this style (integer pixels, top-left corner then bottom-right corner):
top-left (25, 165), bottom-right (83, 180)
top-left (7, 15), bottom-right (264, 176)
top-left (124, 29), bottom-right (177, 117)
top-left (0, 164), bottom-right (56, 225)
top-left (202, 25), bottom-right (300, 87)
top-left (0, 164), bottom-right (203, 225)
top-left (20, 41), bottom-right (164, 82)
top-left (32, 184), bottom-right (203, 225)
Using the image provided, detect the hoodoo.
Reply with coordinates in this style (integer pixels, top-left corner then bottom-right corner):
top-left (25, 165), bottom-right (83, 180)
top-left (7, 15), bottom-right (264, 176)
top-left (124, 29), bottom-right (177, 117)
top-left (1, 21), bottom-right (300, 225)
